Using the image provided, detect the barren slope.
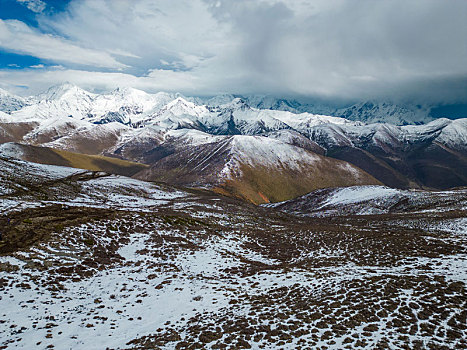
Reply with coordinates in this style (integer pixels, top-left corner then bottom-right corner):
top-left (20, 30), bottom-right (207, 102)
top-left (136, 135), bottom-right (380, 204)
top-left (0, 143), bottom-right (147, 177)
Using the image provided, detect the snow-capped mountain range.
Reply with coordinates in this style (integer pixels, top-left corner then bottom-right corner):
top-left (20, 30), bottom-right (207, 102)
top-left (2, 83), bottom-right (466, 125)
top-left (0, 83), bottom-right (466, 200)
top-left (1, 83), bottom-right (464, 150)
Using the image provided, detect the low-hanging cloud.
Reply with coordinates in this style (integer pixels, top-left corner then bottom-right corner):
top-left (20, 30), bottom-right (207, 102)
top-left (2, 0), bottom-right (466, 103)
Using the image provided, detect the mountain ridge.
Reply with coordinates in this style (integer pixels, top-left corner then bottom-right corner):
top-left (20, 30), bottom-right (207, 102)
top-left (2, 83), bottom-right (466, 125)
top-left (1, 83), bottom-right (466, 198)
top-left (135, 134), bottom-right (381, 204)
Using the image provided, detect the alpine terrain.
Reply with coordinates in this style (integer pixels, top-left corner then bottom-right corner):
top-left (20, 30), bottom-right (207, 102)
top-left (0, 84), bottom-right (466, 201)
top-left (0, 84), bottom-right (466, 349)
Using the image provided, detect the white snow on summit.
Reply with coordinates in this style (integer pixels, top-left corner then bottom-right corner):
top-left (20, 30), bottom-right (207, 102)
top-left (0, 84), bottom-right (466, 157)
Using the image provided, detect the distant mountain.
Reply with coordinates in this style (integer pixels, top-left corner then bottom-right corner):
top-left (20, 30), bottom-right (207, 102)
top-left (204, 95), bottom-right (467, 126)
top-left (334, 101), bottom-right (433, 125)
top-left (2, 84), bottom-right (466, 125)
top-left (1, 83), bottom-right (466, 196)
top-left (310, 118), bottom-right (467, 189)
top-left (0, 88), bottom-right (30, 113)
top-left (200, 94), bottom-right (336, 116)
top-left (200, 95), bottom-right (441, 125)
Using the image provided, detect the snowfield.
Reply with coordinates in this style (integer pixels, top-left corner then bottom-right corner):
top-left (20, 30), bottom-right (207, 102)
top-left (268, 185), bottom-right (467, 217)
top-left (322, 186), bottom-right (402, 206)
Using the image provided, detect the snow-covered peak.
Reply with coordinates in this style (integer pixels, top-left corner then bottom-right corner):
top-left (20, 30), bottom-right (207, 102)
top-left (204, 94), bottom-right (239, 106)
top-left (110, 86), bottom-right (144, 96)
top-left (10, 84), bottom-right (95, 121)
top-left (434, 118), bottom-right (467, 151)
top-left (38, 83), bottom-right (96, 102)
top-left (161, 97), bottom-right (208, 117)
top-left (218, 97), bottom-right (251, 111)
top-left (0, 88), bottom-right (28, 113)
top-left (107, 87), bottom-right (170, 104)
top-left (245, 94), bottom-right (301, 112)
top-left (165, 96), bottom-right (195, 109)
top-left (87, 89), bottom-right (180, 125)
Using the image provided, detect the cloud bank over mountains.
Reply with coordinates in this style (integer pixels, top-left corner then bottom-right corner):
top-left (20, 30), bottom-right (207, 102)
top-left (0, 0), bottom-right (466, 103)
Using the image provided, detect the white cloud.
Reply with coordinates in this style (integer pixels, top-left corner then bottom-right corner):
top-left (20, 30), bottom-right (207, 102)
top-left (0, 67), bottom-right (198, 96)
top-left (16, 0), bottom-right (46, 13)
top-left (1, 0), bottom-right (467, 102)
top-left (0, 19), bottom-right (127, 69)
top-left (39, 0), bottom-right (227, 72)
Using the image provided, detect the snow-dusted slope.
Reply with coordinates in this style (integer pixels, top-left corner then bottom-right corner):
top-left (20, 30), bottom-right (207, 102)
top-left (0, 157), bottom-right (184, 212)
top-left (220, 135), bottom-right (324, 177)
top-left (0, 110), bottom-right (11, 121)
top-left (268, 185), bottom-right (467, 217)
top-left (263, 129), bottom-right (326, 154)
top-left (1, 157), bottom-right (466, 349)
top-left (136, 133), bottom-right (380, 204)
top-left (421, 118), bottom-right (467, 151)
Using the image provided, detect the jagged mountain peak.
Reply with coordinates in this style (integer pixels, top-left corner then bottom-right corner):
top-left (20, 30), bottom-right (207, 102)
top-left (204, 94), bottom-right (240, 106)
top-left (166, 96), bottom-right (193, 106)
top-left (161, 96), bottom-right (207, 116)
top-left (224, 97), bottom-right (251, 110)
top-left (38, 82), bottom-right (96, 102)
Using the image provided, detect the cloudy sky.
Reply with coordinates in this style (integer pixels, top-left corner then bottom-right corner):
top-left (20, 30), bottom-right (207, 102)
top-left (0, 0), bottom-right (466, 103)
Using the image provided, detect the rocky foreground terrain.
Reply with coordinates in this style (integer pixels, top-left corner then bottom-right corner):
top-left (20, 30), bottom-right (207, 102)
top-left (1, 157), bottom-right (466, 349)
